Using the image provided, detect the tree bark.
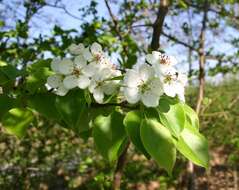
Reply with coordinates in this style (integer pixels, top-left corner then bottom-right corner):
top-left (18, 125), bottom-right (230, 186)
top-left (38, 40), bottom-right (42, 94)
top-left (150, 0), bottom-right (170, 50)
top-left (187, 1), bottom-right (208, 190)
top-left (112, 142), bottom-right (130, 190)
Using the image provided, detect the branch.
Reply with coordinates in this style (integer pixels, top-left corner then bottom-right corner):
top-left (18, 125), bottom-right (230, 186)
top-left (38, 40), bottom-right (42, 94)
top-left (104, 0), bottom-right (128, 59)
top-left (45, 3), bottom-right (82, 20)
top-left (132, 24), bottom-right (198, 51)
top-left (113, 141), bottom-right (130, 190)
top-left (161, 31), bottom-right (198, 51)
top-left (104, 0), bottom-right (123, 41)
top-left (184, 0), bottom-right (239, 21)
top-left (150, 0), bottom-right (170, 50)
top-left (91, 102), bottom-right (139, 109)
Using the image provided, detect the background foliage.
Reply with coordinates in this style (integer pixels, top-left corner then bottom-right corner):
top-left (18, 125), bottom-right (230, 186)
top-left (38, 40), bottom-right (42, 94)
top-left (0, 0), bottom-right (239, 189)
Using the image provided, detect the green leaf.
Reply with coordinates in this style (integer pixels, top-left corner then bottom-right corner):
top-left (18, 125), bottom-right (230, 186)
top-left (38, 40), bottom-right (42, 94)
top-left (1, 108), bottom-right (34, 138)
top-left (27, 93), bottom-right (61, 120)
top-left (55, 90), bottom-right (89, 133)
top-left (26, 59), bottom-right (53, 93)
top-left (0, 95), bottom-right (19, 119)
top-left (176, 123), bottom-right (209, 168)
top-left (182, 103), bottom-right (199, 130)
top-left (123, 111), bottom-right (150, 158)
top-left (0, 64), bottom-right (21, 79)
top-left (93, 111), bottom-right (127, 162)
top-left (140, 118), bottom-right (176, 175)
top-left (157, 97), bottom-right (185, 137)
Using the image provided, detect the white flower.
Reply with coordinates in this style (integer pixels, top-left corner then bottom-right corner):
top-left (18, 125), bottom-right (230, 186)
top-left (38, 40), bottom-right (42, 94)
top-left (51, 58), bottom-right (61, 73)
top-left (58, 58), bottom-right (74, 75)
top-left (47, 74), bottom-right (62, 88)
top-left (123, 64), bottom-right (163, 107)
top-left (161, 68), bottom-right (187, 101)
top-left (62, 56), bottom-right (91, 90)
top-left (68, 43), bottom-right (85, 55)
top-left (55, 83), bottom-right (69, 96)
top-left (88, 67), bottom-right (121, 103)
top-left (146, 51), bottom-right (177, 75)
top-left (46, 74), bottom-right (69, 96)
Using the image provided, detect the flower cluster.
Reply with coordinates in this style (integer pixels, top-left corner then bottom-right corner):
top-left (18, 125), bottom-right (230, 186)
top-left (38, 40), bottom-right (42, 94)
top-left (47, 42), bottom-right (121, 103)
top-left (47, 43), bottom-right (187, 107)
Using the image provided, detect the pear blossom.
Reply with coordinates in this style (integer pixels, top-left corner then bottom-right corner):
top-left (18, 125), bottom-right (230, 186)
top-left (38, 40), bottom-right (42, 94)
top-left (47, 42), bottom-right (187, 105)
top-left (88, 67), bottom-right (121, 103)
top-left (146, 51), bottom-right (177, 75)
top-left (123, 64), bottom-right (163, 107)
top-left (68, 43), bottom-right (85, 55)
top-left (46, 74), bottom-right (69, 96)
top-left (160, 67), bottom-right (187, 101)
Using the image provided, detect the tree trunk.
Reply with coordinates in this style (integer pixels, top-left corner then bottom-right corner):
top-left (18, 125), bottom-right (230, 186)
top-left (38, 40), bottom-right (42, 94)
top-left (112, 142), bottom-right (130, 190)
top-left (150, 0), bottom-right (170, 51)
top-left (187, 1), bottom-right (208, 190)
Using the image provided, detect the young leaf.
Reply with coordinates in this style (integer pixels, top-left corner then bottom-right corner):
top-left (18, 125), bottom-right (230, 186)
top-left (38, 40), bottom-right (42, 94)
top-left (176, 123), bottom-right (209, 168)
top-left (140, 118), bottom-right (176, 175)
top-left (123, 111), bottom-right (150, 158)
top-left (27, 93), bottom-right (61, 120)
top-left (55, 90), bottom-right (89, 133)
top-left (0, 95), bottom-right (19, 119)
top-left (1, 108), bottom-right (34, 138)
top-left (93, 111), bottom-right (127, 163)
top-left (182, 103), bottom-right (199, 130)
top-left (157, 97), bottom-right (185, 137)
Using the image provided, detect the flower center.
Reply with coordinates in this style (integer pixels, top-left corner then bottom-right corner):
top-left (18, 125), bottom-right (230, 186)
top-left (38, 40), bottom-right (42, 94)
top-left (139, 81), bottom-right (151, 94)
top-left (72, 68), bottom-right (81, 76)
top-left (94, 53), bottom-right (102, 62)
top-left (160, 55), bottom-right (170, 65)
top-left (164, 73), bottom-right (178, 84)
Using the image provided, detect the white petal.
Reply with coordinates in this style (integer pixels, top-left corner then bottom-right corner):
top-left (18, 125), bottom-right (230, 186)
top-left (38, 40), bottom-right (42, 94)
top-left (82, 63), bottom-right (97, 77)
top-left (163, 83), bottom-right (177, 97)
top-left (51, 58), bottom-right (60, 73)
top-left (89, 81), bottom-right (97, 93)
top-left (83, 48), bottom-right (93, 61)
top-left (90, 42), bottom-right (102, 54)
top-left (55, 83), bottom-right (68, 96)
top-left (174, 82), bottom-right (185, 101)
top-left (141, 91), bottom-right (159, 107)
top-left (152, 51), bottom-right (162, 59)
top-left (102, 82), bottom-right (117, 95)
top-left (124, 70), bottom-right (141, 88)
top-left (58, 58), bottom-right (74, 75)
top-left (124, 87), bottom-right (140, 104)
top-left (100, 68), bottom-right (113, 79)
top-left (69, 43), bottom-right (85, 55)
top-left (178, 73), bottom-right (188, 86)
top-left (168, 56), bottom-right (177, 65)
top-left (74, 55), bottom-right (87, 69)
top-left (78, 75), bottom-right (90, 89)
top-left (146, 54), bottom-right (154, 64)
top-left (47, 74), bottom-right (62, 88)
top-left (150, 78), bottom-right (164, 96)
top-left (93, 88), bottom-right (104, 103)
top-left (139, 64), bottom-right (155, 82)
top-left (63, 75), bottom-right (78, 89)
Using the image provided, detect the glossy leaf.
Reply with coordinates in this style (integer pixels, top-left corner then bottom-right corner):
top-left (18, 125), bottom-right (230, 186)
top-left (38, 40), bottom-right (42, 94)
top-left (1, 108), bottom-right (34, 138)
top-left (27, 93), bottom-right (61, 120)
top-left (157, 97), bottom-right (185, 137)
top-left (93, 111), bottom-right (127, 162)
top-left (182, 103), bottom-right (199, 130)
top-left (55, 90), bottom-right (89, 133)
top-left (140, 118), bottom-right (176, 175)
top-left (176, 123), bottom-right (209, 168)
top-left (124, 111), bottom-right (150, 158)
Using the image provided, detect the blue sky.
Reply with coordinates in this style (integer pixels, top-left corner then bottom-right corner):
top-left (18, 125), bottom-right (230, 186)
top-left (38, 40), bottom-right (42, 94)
top-left (1, 0), bottom-right (239, 83)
